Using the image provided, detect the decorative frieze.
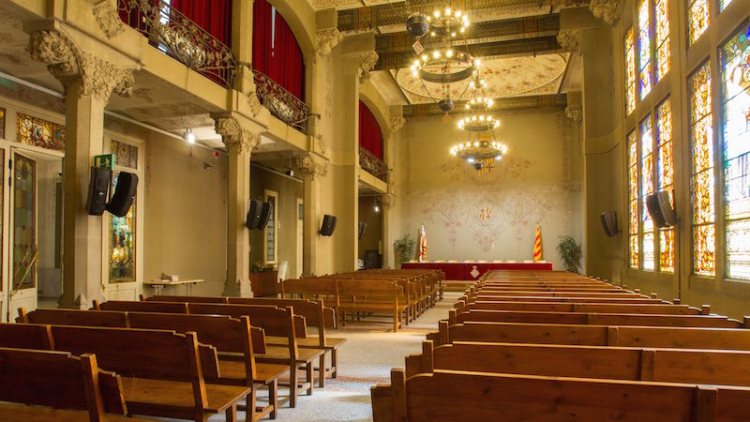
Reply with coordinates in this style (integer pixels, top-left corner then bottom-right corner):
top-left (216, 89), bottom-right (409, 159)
top-left (589, 0), bottom-right (621, 26)
top-left (557, 29), bottom-right (581, 53)
top-left (296, 152), bottom-right (329, 179)
top-left (93, 0), bottom-right (125, 39)
top-left (213, 115), bottom-right (261, 154)
top-left (27, 30), bottom-right (134, 103)
top-left (315, 28), bottom-right (343, 60)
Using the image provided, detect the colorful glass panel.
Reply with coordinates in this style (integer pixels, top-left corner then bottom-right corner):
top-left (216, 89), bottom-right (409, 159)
top-left (625, 27), bottom-right (637, 115)
top-left (109, 173), bottom-right (136, 282)
top-left (13, 154), bottom-right (36, 290)
top-left (690, 62), bottom-right (715, 275)
top-left (16, 114), bottom-right (65, 151)
top-left (657, 99), bottom-right (675, 272)
top-left (721, 28), bottom-right (750, 279)
top-left (655, 0), bottom-right (670, 81)
top-left (628, 131), bottom-right (639, 268)
top-left (641, 116), bottom-right (655, 270)
top-left (0, 107), bottom-right (5, 139)
top-left (111, 140), bottom-right (138, 169)
top-left (688, 0), bottom-right (709, 45)
top-left (720, 0), bottom-right (732, 11)
top-left (638, 0), bottom-right (652, 99)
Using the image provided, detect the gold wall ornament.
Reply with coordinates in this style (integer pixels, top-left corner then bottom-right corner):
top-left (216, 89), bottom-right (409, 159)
top-left (315, 28), bottom-right (344, 61)
top-left (93, 0), bottom-right (126, 39)
top-left (381, 194), bottom-right (396, 210)
top-left (295, 152), bottom-right (329, 179)
top-left (557, 29), bottom-right (581, 53)
top-left (213, 116), bottom-right (261, 153)
top-left (356, 51), bottom-right (379, 85)
top-left (589, 0), bottom-right (621, 26)
top-left (27, 30), bottom-right (135, 103)
top-left (390, 116), bottom-right (406, 135)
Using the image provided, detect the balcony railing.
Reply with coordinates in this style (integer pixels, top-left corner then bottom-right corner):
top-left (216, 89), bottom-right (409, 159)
top-left (118, 0), bottom-right (236, 88)
top-left (253, 71), bottom-right (311, 134)
top-left (359, 146), bottom-right (388, 183)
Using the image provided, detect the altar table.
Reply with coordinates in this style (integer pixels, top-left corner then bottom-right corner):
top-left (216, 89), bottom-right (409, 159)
top-left (400, 262), bottom-right (553, 280)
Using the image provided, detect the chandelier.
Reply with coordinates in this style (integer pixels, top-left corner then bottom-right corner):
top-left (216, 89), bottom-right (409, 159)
top-left (450, 139), bottom-right (508, 172)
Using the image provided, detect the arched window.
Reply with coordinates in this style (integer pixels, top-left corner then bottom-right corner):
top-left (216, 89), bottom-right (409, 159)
top-left (359, 101), bottom-right (383, 159)
top-left (252, 0), bottom-right (306, 101)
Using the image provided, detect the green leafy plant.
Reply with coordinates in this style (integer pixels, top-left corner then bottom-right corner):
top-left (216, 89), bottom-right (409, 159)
top-left (251, 261), bottom-right (266, 273)
top-left (556, 236), bottom-right (582, 273)
top-left (394, 234), bottom-right (416, 263)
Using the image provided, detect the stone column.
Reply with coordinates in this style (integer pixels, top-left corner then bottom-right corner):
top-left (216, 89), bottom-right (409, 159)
top-left (28, 30), bottom-right (135, 309)
top-left (213, 114), bottom-right (261, 296)
top-left (296, 153), bottom-right (328, 276)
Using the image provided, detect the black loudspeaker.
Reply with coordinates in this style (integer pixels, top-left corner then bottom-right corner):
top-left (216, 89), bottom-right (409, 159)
top-left (600, 211), bottom-right (619, 237)
top-left (106, 172), bottom-right (138, 217)
top-left (646, 190), bottom-right (677, 228)
top-left (245, 199), bottom-right (264, 229)
top-left (358, 221), bottom-right (368, 239)
top-left (320, 214), bottom-right (337, 236)
top-left (257, 202), bottom-right (273, 230)
top-left (86, 167), bottom-right (111, 216)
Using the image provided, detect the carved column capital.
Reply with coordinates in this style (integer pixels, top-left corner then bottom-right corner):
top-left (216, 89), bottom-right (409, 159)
top-left (390, 116), bottom-right (406, 135)
top-left (295, 152), bottom-right (329, 179)
top-left (315, 28), bottom-right (343, 61)
top-left (213, 115), bottom-right (261, 154)
top-left (27, 30), bottom-right (135, 103)
top-left (381, 193), bottom-right (396, 210)
top-left (557, 29), bottom-right (581, 53)
top-left (355, 51), bottom-right (379, 85)
top-left (589, 0), bottom-right (621, 26)
top-left (93, 0), bottom-right (126, 39)
top-left (565, 105), bottom-right (583, 122)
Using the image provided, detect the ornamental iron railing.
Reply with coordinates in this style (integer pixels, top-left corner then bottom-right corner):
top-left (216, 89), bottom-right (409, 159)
top-left (359, 146), bottom-right (388, 182)
top-left (118, 0), bottom-right (236, 88)
top-left (253, 71), bottom-right (311, 134)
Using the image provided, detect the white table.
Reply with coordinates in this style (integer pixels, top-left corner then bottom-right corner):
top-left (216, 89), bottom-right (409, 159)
top-left (145, 279), bottom-right (204, 296)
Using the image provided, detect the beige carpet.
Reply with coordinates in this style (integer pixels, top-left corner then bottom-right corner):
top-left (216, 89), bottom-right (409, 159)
top-left (144, 293), bottom-right (459, 422)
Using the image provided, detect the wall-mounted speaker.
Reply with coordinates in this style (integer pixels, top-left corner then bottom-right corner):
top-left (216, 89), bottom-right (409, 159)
top-left (600, 211), bottom-right (619, 237)
top-left (320, 214), bottom-right (337, 236)
top-left (86, 167), bottom-right (111, 216)
top-left (245, 199), bottom-right (264, 229)
top-left (257, 202), bottom-right (273, 230)
top-left (358, 221), bottom-right (368, 239)
top-left (105, 172), bottom-right (138, 218)
top-left (646, 190), bottom-right (677, 228)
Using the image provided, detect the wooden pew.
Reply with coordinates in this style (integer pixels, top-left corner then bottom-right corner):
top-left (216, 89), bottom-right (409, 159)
top-left (0, 322), bottom-right (53, 349)
top-left (93, 300), bottom-right (188, 313)
top-left (431, 320), bottom-right (750, 350)
top-left (448, 308), bottom-right (743, 328)
top-left (456, 300), bottom-right (704, 315)
top-left (336, 279), bottom-right (406, 332)
top-left (49, 325), bottom-right (250, 422)
top-left (18, 308), bottom-right (130, 327)
top-left (464, 295), bottom-right (668, 303)
top-left (0, 347), bottom-right (156, 422)
top-left (371, 368), bottom-right (750, 422)
top-left (406, 340), bottom-right (750, 387)
top-left (127, 312), bottom-right (283, 421)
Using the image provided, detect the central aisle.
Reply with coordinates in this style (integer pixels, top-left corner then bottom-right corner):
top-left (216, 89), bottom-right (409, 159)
top-left (258, 292), bottom-right (461, 422)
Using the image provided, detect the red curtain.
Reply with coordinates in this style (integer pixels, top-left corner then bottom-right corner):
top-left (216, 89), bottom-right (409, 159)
top-left (171, 0), bottom-right (233, 47)
top-left (252, 0), bottom-right (306, 101)
top-left (359, 101), bottom-right (383, 159)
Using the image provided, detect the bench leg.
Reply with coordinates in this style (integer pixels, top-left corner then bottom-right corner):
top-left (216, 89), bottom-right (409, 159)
top-left (331, 349), bottom-right (338, 379)
top-left (318, 354), bottom-right (326, 388)
top-left (246, 389), bottom-right (257, 422)
top-left (225, 404), bottom-right (237, 422)
top-left (290, 365), bottom-right (298, 408)
top-left (269, 379), bottom-right (278, 419)
top-left (306, 362), bottom-right (314, 395)
top-left (394, 311), bottom-right (399, 332)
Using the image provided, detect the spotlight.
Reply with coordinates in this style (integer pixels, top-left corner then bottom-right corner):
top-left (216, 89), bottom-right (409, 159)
top-left (183, 128), bottom-right (195, 144)
top-left (285, 168), bottom-right (294, 177)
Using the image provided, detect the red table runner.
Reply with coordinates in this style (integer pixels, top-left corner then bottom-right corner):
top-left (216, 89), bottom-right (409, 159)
top-left (400, 261), bottom-right (553, 280)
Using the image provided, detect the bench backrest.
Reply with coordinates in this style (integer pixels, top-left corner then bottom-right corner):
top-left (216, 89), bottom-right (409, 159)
top-left (144, 295), bottom-right (228, 304)
top-left (0, 347), bottom-right (128, 419)
top-left (372, 368), bottom-right (749, 422)
top-left (18, 307), bottom-right (129, 327)
top-left (187, 303), bottom-right (307, 339)
top-left (407, 340), bottom-right (750, 387)
top-left (468, 295), bottom-right (667, 303)
top-left (0, 322), bottom-right (53, 350)
top-left (337, 279), bottom-right (401, 300)
top-left (461, 300), bottom-right (700, 315)
top-left (281, 278), bottom-right (337, 296)
top-left (95, 300), bottom-right (188, 314)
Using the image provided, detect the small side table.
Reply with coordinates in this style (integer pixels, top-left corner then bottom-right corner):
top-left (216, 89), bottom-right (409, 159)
top-left (145, 279), bottom-right (204, 296)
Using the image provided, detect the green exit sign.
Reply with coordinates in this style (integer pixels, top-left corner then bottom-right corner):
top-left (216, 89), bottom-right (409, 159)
top-left (94, 154), bottom-right (115, 170)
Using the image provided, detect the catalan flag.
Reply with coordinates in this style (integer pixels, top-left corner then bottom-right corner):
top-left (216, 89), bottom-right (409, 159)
top-left (418, 224), bottom-right (427, 262)
top-left (533, 224), bottom-right (543, 262)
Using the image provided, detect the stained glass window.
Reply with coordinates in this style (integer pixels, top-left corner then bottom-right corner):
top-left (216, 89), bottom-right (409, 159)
top-left (16, 114), bottom-right (65, 151)
top-left (264, 190), bottom-right (278, 265)
top-left (641, 116), bottom-right (655, 270)
top-left (13, 153), bottom-right (36, 290)
top-left (109, 173), bottom-right (136, 283)
top-left (625, 27), bottom-right (637, 115)
top-left (0, 107), bottom-right (5, 139)
top-left (656, 99), bottom-right (675, 272)
top-left (720, 0), bottom-right (732, 11)
top-left (637, 0), bottom-right (652, 99)
top-left (721, 28), bottom-right (750, 279)
top-left (690, 62), bottom-right (715, 276)
top-left (628, 131), bottom-right (639, 268)
top-left (655, 0), bottom-right (670, 81)
top-left (111, 140), bottom-right (138, 169)
top-left (688, 0), bottom-right (710, 45)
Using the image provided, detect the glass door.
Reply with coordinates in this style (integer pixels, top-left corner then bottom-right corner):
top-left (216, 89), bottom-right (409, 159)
top-left (9, 150), bottom-right (38, 315)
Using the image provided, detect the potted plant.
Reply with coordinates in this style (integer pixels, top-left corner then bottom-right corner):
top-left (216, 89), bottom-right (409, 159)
top-left (556, 236), bottom-right (582, 273)
top-left (394, 234), bottom-right (416, 265)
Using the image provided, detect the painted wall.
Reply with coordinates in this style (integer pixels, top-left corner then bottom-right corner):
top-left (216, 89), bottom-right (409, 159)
top-left (358, 196), bottom-right (383, 265)
top-left (394, 109), bottom-right (584, 270)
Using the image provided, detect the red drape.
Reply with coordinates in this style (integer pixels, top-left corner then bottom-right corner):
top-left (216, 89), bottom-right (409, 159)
top-left (252, 0), bottom-right (306, 101)
top-left (171, 0), bottom-right (233, 48)
top-left (359, 101), bottom-right (383, 159)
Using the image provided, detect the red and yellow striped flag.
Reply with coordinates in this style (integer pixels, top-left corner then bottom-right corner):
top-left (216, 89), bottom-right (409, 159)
top-left (533, 224), bottom-right (543, 262)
